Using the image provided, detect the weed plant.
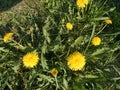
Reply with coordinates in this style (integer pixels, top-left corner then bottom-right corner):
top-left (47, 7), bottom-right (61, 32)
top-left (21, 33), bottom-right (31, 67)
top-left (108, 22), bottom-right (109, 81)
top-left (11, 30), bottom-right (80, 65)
top-left (0, 0), bottom-right (120, 90)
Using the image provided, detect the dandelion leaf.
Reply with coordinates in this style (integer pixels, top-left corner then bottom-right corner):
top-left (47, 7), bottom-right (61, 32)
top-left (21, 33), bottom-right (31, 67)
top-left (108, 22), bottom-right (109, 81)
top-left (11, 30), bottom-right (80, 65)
top-left (91, 48), bottom-right (109, 56)
top-left (72, 36), bottom-right (83, 47)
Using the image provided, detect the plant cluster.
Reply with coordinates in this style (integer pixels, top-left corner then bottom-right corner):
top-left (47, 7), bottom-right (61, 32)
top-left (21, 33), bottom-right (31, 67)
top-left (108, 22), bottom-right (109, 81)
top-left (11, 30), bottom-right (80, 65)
top-left (0, 0), bottom-right (120, 90)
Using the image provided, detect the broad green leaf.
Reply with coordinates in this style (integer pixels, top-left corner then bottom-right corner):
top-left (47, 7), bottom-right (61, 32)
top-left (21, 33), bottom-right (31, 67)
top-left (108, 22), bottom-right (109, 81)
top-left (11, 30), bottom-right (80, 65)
top-left (93, 17), bottom-right (109, 21)
top-left (109, 7), bottom-right (116, 12)
top-left (72, 36), bottom-right (83, 47)
top-left (91, 48), bottom-right (109, 56)
top-left (63, 78), bottom-right (68, 89)
top-left (84, 74), bottom-right (98, 78)
top-left (79, 74), bottom-right (98, 78)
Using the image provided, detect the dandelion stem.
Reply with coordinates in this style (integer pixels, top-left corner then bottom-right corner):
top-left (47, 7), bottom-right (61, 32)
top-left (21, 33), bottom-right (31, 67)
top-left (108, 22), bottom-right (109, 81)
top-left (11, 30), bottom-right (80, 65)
top-left (81, 8), bottom-right (84, 18)
top-left (84, 24), bottom-right (96, 54)
top-left (96, 24), bottom-right (107, 36)
top-left (55, 76), bottom-right (59, 90)
top-left (12, 40), bottom-right (25, 50)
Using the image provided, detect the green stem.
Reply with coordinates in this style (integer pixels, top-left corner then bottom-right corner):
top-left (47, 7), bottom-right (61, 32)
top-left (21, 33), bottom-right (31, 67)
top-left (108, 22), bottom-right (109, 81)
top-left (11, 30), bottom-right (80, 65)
top-left (55, 76), bottom-right (59, 90)
top-left (12, 40), bottom-right (25, 50)
top-left (81, 8), bottom-right (84, 18)
top-left (96, 24), bottom-right (107, 36)
top-left (84, 24), bottom-right (96, 54)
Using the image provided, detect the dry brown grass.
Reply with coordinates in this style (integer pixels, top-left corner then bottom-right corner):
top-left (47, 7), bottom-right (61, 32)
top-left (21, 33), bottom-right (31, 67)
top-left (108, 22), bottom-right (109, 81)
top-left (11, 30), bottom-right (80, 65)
top-left (0, 0), bottom-right (45, 22)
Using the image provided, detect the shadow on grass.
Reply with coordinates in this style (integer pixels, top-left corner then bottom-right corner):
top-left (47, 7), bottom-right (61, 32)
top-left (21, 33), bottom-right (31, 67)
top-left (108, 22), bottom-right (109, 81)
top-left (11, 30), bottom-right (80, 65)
top-left (0, 0), bottom-right (22, 12)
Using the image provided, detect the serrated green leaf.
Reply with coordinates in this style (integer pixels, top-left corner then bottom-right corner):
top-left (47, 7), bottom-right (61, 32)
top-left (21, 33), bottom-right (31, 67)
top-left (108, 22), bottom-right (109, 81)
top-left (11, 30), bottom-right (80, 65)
top-left (41, 54), bottom-right (48, 70)
top-left (43, 27), bottom-right (51, 43)
top-left (0, 47), bottom-right (9, 52)
top-left (6, 82), bottom-right (12, 90)
top-left (12, 65), bottom-right (19, 73)
top-left (42, 17), bottom-right (51, 43)
top-left (38, 74), bottom-right (54, 83)
top-left (53, 45), bottom-right (59, 51)
top-left (41, 45), bottom-right (47, 54)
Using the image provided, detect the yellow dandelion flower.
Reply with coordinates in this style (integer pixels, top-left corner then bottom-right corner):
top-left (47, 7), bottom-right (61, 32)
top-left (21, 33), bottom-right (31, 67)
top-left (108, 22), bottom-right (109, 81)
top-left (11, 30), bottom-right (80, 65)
top-left (50, 68), bottom-right (58, 77)
top-left (76, 0), bottom-right (88, 8)
top-left (66, 22), bottom-right (73, 30)
top-left (67, 51), bottom-right (86, 71)
top-left (105, 19), bottom-right (112, 24)
top-left (3, 33), bottom-right (13, 43)
top-left (92, 36), bottom-right (101, 46)
top-left (22, 52), bottom-right (39, 68)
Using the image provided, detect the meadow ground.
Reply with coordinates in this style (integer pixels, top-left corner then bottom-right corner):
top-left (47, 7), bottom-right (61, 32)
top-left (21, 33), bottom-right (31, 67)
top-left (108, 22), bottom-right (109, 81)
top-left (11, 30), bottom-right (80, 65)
top-left (0, 0), bottom-right (120, 90)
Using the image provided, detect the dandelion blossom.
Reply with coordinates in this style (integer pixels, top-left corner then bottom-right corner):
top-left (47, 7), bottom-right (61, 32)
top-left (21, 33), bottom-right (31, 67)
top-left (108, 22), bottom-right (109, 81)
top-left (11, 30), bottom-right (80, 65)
top-left (66, 22), bottom-right (73, 30)
top-left (3, 33), bottom-right (13, 43)
top-left (50, 68), bottom-right (58, 77)
top-left (67, 51), bottom-right (86, 71)
top-left (76, 0), bottom-right (88, 8)
top-left (92, 36), bottom-right (101, 46)
top-left (22, 52), bottom-right (39, 68)
top-left (105, 19), bottom-right (112, 24)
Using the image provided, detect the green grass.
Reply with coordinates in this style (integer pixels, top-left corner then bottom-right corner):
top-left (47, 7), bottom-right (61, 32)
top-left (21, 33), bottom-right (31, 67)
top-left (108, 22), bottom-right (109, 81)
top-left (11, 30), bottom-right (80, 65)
top-left (0, 0), bottom-right (120, 90)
